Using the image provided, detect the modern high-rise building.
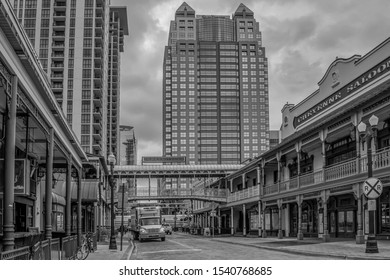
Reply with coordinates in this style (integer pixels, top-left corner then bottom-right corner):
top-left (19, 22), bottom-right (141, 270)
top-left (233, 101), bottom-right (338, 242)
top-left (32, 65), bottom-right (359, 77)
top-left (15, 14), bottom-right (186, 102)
top-left (162, 3), bottom-right (270, 169)
top-left (12, 0), bottom-right (128, 160)
top-left (119, 125), bottom-right (137, 166)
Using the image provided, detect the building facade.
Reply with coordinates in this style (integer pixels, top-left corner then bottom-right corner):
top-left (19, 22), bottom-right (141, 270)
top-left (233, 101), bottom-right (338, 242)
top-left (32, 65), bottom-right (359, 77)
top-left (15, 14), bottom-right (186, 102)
top-left (0, 0), bottom-right (92, 253)
top-left (11, 0), bottom-right (128, 160)
top-left (119, 125), bottom-right (137, 166)
top-left (162, 2), bottom-right (270, 191)
top-left (193, 36), bottom-right (390, 241)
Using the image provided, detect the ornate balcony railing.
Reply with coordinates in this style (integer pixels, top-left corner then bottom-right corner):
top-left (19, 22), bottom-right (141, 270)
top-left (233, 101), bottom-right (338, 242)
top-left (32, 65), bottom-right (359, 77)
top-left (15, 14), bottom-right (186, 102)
top-left (227, 185), bottom-right (259, 203)
top-left (262, 148), bottom-right (390, 197)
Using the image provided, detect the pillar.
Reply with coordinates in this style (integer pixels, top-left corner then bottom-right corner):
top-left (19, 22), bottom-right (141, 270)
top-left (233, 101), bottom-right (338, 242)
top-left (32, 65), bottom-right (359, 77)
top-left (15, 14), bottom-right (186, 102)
top-left (218, 207), bottom-right (221, 234)
top-left (262, 203), bottom-right (267, 238)
top-left (277, 200), bottom-right (283, 239)
top-left (243, 204), bottom-right (246, 237)
top-left (297, 196), bottom-right (303, 240)
top-left (258, 200), bottom-right (262, 237)
top-left (323, 193), bottom-right (330, 242)
top-left (356, 189), bottom-right (364, 244)
top-left (77, 168), bottom-right (82, 246)
top-left (3, 75), bottom-right (17, 251)
top-left (45, 128), bottom-right (54, 240)
top-left (230, 206), bottom-right (234, 235)
top-left (65, 156), bottom-right (72, 236)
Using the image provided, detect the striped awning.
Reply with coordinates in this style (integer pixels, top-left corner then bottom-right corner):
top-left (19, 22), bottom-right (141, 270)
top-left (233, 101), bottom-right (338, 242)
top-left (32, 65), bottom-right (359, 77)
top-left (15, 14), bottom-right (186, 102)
top-left (71, 180), bottom-right (99, 202)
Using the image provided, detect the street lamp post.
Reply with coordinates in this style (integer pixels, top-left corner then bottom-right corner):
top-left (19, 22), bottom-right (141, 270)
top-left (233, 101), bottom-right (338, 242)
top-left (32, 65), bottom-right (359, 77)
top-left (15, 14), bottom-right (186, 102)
top-left (357, 114), bottom-right (379, 254)
top-left (108, 153), bottom-right (117, 250)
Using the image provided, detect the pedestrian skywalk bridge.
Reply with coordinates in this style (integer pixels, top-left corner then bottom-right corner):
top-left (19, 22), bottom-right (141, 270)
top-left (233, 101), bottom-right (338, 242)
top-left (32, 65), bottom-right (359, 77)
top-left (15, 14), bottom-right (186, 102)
top-left (127, 188), bottom-right (228, 203)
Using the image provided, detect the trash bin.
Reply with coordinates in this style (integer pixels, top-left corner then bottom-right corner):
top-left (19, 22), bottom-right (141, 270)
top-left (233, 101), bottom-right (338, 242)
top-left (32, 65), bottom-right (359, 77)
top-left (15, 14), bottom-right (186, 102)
top-left (204, 227), bottom-right (210, 236)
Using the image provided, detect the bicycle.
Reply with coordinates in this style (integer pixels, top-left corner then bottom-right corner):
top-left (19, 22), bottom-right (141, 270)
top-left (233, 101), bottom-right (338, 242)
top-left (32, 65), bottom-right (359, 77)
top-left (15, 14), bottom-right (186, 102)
top-left (76, 232), bottom-right (94, 260)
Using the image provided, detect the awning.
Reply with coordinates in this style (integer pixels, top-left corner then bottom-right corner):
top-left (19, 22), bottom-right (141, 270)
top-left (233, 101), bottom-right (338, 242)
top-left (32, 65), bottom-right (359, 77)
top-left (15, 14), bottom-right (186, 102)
top-left (71, 180), bottom-right (99, 202)
top-left (52, 192), bottom-right (66, 205)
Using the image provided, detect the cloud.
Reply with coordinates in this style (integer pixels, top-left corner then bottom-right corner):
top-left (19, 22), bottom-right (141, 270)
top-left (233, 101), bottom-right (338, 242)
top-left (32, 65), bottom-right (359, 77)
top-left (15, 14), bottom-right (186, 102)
top-left (112, 0), bottom-right (390, 162)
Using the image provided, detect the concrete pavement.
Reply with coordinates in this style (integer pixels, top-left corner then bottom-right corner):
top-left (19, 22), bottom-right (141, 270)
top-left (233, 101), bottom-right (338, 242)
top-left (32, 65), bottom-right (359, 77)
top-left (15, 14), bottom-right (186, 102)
top-left (86, 233), bottom-right (134, 260)
top-left (84, 231), bottom-right (390, 260)
top-left (174, 232), bottom-right (390, 260)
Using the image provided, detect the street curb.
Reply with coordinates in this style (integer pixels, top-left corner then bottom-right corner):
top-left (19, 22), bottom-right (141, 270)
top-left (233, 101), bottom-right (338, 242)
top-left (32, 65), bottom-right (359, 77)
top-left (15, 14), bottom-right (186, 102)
top-left (212, 239), bottom-right (390, 260)
top-left (121, 240), bottom-right (134, 260)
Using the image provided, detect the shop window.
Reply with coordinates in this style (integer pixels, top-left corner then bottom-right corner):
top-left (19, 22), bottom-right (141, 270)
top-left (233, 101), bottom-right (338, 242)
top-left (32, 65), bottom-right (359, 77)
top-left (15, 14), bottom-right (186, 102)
top-left (380, 189), bottom-right (390, 234)
top-left (378, 121), bottom-right (390, 150)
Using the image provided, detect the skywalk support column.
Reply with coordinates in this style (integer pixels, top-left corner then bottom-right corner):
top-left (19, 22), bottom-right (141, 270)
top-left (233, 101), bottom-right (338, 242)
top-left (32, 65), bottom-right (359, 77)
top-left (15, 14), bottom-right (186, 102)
top-left (3, 75), bottom-right (17, 251)
top-left (45, 128), bottom-right (54, 240)
top-left (243, 204), bottom-right (246, 237)
top-left (230, 206), bottom-right (234, 235)
top-left (65, 156), bottom-right (72, 236)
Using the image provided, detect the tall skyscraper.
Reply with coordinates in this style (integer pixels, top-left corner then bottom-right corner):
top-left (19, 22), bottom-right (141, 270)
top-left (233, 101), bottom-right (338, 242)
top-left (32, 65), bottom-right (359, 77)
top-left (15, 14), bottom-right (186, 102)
top-left (119, 125), bottom-right (137, 166)
top-left (12, 0), bottom-right (128, 160)
top-left (162, 3), bottom-right (270, 169)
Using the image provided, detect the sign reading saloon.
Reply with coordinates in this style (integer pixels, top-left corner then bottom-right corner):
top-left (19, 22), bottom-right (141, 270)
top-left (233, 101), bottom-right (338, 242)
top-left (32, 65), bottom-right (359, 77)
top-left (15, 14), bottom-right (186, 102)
top-left (293, 56), bottom-right (390, 128)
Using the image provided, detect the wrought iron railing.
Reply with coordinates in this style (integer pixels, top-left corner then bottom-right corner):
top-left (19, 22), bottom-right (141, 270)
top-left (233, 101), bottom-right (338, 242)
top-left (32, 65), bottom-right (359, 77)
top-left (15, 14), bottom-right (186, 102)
top-left (261, 148), bottom-right (390, 197)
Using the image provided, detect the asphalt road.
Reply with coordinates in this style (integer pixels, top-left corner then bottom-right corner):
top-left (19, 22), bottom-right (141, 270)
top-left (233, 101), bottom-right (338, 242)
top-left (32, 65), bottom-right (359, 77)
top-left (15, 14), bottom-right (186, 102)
top-left (130, 232), bottom-right (337, 260)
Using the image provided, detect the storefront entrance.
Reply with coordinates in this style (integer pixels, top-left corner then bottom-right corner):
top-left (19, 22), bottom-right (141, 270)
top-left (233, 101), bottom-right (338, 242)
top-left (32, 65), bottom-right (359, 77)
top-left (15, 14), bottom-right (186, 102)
top-left (328, 194), bottom-right (356, 238)
top-left (379, 186), bottom-right (390, 235)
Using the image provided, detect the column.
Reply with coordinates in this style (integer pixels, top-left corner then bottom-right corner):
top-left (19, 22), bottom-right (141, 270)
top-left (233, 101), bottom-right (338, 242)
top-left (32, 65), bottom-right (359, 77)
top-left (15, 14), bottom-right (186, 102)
top-left (218, 207), bottom-right (221, 234)
top-left (277, 200), bottom-right (283, 239)
top-left (77, 168), bottom-right (82, 246)
top-left (65, 156), bottom-right (72, 236)
top-left (276, 152), bottom-right (281, 193)
top-left (242, 173), bottom-right (246, 190)
top-left (320, 130), bottom-right (328, 182)
top-left (262, 204), bottom-right (267, 238)
top-left (258, 200), bottom-right (262, 237)
top-left (3, 75), bottom-right (17, 251)
top-left (243, 204), bottom-right (246, 237)
top-left (356, 187), bottom-right (364, 244)
top-left (148, 173), bottom-right (151, 198)
top-left (297, 195), bottom-right (303, 240)
top-left (230, 206), bottom-right (234, 235)
top-left (45, 128), bottom-right (54, 240)
top-left (322, 193), bottom-right (330, 242)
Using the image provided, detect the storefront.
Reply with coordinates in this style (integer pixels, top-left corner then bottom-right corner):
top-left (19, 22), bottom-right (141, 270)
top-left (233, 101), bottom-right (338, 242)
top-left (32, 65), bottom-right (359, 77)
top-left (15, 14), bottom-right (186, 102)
top-left (328, 194), bottom-right (357, 238)
top-left (379, 186), bottom-right (390, 235)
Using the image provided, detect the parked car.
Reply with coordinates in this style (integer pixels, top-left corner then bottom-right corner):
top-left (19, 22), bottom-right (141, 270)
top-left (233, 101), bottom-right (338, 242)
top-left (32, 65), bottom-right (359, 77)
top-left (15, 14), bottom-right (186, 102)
top-left (163, 223), bottom-right (172, 234)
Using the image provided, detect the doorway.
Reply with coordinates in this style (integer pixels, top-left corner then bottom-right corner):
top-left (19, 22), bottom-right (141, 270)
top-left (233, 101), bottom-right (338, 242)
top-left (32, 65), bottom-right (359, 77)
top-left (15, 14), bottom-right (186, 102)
top-left (328, 194), bottom-right (357, 238)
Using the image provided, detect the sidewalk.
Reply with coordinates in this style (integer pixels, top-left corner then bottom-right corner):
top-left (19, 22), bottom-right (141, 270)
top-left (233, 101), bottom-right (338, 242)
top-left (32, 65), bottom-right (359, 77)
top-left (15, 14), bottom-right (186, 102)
top-left (86, 233), bottom-right (134, 260)
top-left (206, 234), bottom-right (390, 260)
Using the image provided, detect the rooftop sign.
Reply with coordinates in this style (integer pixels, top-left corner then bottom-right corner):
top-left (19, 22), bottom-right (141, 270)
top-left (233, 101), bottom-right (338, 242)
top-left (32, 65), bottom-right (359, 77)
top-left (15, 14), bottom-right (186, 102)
top-left (293, 56), bottom-right (390, 128)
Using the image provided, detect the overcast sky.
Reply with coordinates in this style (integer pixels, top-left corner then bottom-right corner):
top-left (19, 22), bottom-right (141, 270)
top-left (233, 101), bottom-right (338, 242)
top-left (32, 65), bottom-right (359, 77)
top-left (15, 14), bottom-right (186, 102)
top-left (111, 0), bottom-right (390, 163)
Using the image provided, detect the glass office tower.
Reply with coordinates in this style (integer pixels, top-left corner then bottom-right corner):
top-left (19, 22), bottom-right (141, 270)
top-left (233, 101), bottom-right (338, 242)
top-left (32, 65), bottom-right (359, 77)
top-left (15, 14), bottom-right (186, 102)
top-left (162, 3), bottom-right (270, 189)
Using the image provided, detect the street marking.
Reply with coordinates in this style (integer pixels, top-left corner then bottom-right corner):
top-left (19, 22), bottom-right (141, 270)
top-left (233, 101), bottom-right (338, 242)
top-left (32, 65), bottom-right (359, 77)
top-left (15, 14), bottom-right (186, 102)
top-left (141, 249), bottom-right (202, 254)
top-left (168, 239), bottom-right (198, 249)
